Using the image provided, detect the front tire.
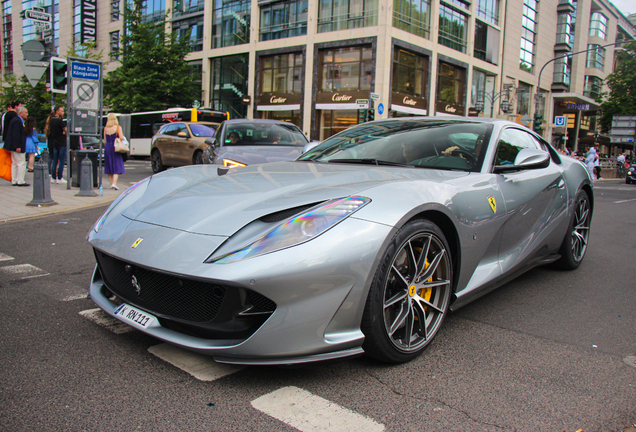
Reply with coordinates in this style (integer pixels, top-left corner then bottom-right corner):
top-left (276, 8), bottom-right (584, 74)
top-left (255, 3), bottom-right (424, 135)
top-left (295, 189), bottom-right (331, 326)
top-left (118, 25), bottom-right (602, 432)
top-left (151, 149), bottom-right (165, 173)
top-left (362, 219), bottom-right (452, 363)
top-left (193, 150), bottom-right (204, 165)
top-left (554, 190), bottom-right (591, 270)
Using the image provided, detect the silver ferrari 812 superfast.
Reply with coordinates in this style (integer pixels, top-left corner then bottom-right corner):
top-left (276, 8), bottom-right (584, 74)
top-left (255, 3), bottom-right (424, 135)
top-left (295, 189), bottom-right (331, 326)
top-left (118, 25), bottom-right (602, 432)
top-left (88, 118), bottom-right (593, 365)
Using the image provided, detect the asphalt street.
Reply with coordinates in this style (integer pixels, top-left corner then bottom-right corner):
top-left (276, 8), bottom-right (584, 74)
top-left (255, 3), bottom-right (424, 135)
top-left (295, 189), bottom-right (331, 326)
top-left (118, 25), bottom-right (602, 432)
top-left (0, 178), bottom-right (634, 432)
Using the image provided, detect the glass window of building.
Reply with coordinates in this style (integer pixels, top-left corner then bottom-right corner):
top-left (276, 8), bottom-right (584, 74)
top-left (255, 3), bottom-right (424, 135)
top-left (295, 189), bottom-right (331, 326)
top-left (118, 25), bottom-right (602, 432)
top-left (212, 0), bottom-right (250, 48)
top-left (586, 44), bottom-right (604, 70)
top-left (141, 0), bottom-right (166, 22)
top-left (516, 82), bottom-right (531, 115)
top-left (583, 76), bottom-right (602, 99)
top-left (320, 46), bottom-right (373, 92)
top-left (260, 0), bottom-right (308, 41)
top-left (519, 0), bottom-right (537, 72)
top-left (210, 54), bottom-right (249, 119)
top-left (174, 17), bottom-right (204, 51)
top-left (392, 48), bottom-right (428, 97)
top-left (438, 3), bottom-right (467, 53)
top-left (474, 20), bottom-right (499, 64)
top-left (317, 0), bottom-right (378, 33)
top-left (476, 0), bottom-right (499, 25)
top-left (436, 61), bottom-right (466, 113)
top-left (555, 13), bottom-right (572, 47)
top-left (111, 0), bottom-right (120, 21)
top-left (471, 69), bottom-right (496, 115)
top-left (444, 0), bottom-right (469, 10)
top-left (2, 0), bottom-right (12, 74)
top-left (173, 0), bottom-right (205, 17)
top-left (393, 0), bottom-right (431, 39)
top-left (261, 53), bottom-right (303, 94)
top-left (110, 31), bottom-right (120, 61)
top-left (588, 12), bottom-right (607, 39)
top-left (552, 56), bottom-right (571, 86)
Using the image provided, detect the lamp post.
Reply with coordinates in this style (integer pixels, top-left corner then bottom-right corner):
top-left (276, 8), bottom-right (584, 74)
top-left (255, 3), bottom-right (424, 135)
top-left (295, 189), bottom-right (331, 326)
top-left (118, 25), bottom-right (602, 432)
top-left (475, 89), bottom-right (511, 118)
top-left (533, 40), bottom-right (625, 134)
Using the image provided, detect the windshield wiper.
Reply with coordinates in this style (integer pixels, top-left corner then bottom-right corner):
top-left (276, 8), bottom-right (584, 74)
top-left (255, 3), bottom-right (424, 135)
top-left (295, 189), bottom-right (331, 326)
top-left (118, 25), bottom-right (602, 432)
top-left (327, 158), bottom-right (412, 168)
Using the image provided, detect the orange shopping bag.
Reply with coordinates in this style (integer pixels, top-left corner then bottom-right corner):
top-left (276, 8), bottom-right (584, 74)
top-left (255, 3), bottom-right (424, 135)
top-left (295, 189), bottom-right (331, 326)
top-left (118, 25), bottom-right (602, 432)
top-left (0, 148), bottom-right (12, 181)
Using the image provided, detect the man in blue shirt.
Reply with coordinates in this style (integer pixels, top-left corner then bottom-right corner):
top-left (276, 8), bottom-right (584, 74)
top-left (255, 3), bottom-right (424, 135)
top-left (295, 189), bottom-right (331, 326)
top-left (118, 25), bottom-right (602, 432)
top-left (4, 106), bottom-right (29, 186)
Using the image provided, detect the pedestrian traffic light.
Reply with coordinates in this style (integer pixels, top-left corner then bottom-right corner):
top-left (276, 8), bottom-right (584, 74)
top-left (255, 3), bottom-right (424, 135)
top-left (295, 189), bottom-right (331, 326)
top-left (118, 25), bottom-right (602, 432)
top-left (50, 56), bottom-right (67, 94)
top-left (367, 108), bottom-right (375, 122)
top-left (533, 113), bottom-right (543, 133)
top-left (358, 109), bottom-right (367, 124)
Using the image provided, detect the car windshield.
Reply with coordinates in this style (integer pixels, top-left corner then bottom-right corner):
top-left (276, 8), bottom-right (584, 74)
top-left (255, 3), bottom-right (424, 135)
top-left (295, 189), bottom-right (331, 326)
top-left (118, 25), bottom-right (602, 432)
top-left (298, 119), bottom-right (493, 172)
top-left (224, 123), bottom-right (307, 147)
top-left (190, 124), bottom-right (217, 137)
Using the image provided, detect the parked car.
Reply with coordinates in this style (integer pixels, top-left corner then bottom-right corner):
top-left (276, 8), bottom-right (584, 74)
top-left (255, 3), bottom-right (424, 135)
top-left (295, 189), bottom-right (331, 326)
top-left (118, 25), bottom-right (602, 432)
top-left (87, 117), bottom-right (593, 365)
top-left (202, 119), bottom-right (308, 168)
top-left (150, 122), bottom-right (220, 173)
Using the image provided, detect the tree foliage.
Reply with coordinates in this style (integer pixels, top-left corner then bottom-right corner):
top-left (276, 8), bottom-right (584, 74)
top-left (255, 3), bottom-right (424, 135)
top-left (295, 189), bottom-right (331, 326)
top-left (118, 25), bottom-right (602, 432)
top-left (0, 75), bottom-right (56, 132)
top-left (598, 41), bottom-right (636, 133)
top-left (104, 0), bottom-right (199, 113)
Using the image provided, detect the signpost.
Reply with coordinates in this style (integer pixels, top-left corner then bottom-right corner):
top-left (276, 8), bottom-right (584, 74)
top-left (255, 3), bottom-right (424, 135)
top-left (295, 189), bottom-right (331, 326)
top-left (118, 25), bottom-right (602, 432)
top-left (554, 116), bottom-right (567, 127)
top-left (356, 99), bottom-right (369, 109)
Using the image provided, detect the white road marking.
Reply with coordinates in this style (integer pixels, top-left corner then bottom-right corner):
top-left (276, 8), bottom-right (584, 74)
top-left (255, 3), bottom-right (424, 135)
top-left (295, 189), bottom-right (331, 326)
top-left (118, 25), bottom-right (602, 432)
top-left (62, 293), bottom-right (90, 301)
top-left (148, 343), bottom-right (243, 381)
top-left (625, 356), bottom-right (636, 369)
top-left (79, 308), bottom-right (133, 334)
top-left (0, 264), bottom-right (49, 279)
top-left (0, 253), bottom-right (14, 262)
top-left (614, 198), bottom-right (636, 204)
top-left (251, 386), bottom-right (386, 432)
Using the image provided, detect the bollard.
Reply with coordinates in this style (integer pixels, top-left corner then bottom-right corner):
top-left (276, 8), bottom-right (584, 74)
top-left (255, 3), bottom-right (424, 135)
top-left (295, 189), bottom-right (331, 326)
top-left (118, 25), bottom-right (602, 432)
top-left (76, 155), bottom-right (98, 197)
top-left (26, 158), bottom-right (58, 207)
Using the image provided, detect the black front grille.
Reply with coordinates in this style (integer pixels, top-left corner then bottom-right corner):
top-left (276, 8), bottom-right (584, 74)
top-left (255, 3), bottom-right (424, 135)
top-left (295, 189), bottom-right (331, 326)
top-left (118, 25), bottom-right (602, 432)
top-left (95, 251), bottom-right (225, 322)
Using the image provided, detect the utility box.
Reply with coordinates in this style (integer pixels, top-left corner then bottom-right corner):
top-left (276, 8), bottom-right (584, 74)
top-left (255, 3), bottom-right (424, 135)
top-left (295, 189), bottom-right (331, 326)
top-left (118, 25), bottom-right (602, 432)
top-left (71, 150), bottom-right (99, 187)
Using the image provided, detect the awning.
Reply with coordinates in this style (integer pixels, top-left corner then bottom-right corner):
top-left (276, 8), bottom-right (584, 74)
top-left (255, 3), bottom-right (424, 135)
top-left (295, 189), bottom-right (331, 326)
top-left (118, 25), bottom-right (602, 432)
top-left (256, 104), bottom-right (301, 111)
top-left (391, 104), bottom-right (427, 116)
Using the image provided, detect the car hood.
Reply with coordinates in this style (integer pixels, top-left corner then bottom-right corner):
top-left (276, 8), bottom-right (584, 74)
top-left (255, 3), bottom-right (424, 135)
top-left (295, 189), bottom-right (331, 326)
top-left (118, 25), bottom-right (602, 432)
top-left (121, 162), bottom-right (467, 236)
top-left (218, 145), bottom-right (304, 165)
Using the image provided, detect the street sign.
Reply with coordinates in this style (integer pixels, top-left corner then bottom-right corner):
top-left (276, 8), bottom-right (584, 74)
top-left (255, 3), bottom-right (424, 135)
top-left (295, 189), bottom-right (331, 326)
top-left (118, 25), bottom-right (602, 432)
top-left (21, 40), bottom-right (45, 61)
top-left (71, 79), bottom-right (99, 110)
top-left (18, 59), bottom-right (48, 87)
top-left (71, 62), bottom-right (100, 81)
top-left (555, 116), bottom-right (567, 127)
top-left (23, 9), bottom-right (51, 24)
top-left (520, 114), bottom-right (532, 124)
top-left (370, 93), bottom-right (380, 101)
top-left (377, 103), bottom-right (384, 115)
top-left (356, 99), bottom-right (369, 109)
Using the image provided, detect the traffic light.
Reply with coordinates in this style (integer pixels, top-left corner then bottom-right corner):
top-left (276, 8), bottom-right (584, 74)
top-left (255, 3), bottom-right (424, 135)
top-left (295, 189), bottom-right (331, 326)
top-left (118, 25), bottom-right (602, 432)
top-left (50, 56), bottom-right (67, 94)
top-left (358, 109), bottom-right (367, 124)
top-left (533, 113), bottom-right (543, 133)
top-left (367, 108), bottom-right (375, 122)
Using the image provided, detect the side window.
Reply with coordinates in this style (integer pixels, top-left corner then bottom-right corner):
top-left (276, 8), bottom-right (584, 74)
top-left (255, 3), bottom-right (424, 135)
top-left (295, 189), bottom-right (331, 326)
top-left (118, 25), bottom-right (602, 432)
top-left (161, 124), bottom-right (177, 136)
top-left (174, 123), bottom-right (188, 136)
top-left (494, 128), bottom-right (539, 166)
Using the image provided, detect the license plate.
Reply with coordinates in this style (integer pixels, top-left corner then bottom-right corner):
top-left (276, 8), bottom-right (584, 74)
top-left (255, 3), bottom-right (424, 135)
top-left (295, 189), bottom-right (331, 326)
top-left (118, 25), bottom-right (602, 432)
top-left (114, 303), bottom-right (156, 329)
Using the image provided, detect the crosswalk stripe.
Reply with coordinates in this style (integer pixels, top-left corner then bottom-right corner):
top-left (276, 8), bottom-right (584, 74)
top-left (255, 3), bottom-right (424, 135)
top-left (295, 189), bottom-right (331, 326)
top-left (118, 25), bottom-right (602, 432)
top-left (79, 308), bottom-right (133, 334)
top-left (251, 386), bottom-right (385, 432)
top-left (148, 343), bottom-right (243, 381)
top-left (0, 253), bottom-right (15, 262)
top-left (0, 264), bottom-right (49, 279)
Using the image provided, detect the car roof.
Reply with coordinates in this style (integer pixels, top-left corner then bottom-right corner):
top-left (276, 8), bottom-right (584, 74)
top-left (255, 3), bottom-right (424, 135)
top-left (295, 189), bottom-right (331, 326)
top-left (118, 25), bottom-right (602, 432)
top-left (223, 119), bottom-right (297, 126)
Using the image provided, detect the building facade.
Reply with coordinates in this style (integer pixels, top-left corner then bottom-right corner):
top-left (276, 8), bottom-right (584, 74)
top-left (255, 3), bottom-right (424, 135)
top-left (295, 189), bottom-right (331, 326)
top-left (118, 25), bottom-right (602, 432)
top-left (2, 0), bottom-right (635, 149)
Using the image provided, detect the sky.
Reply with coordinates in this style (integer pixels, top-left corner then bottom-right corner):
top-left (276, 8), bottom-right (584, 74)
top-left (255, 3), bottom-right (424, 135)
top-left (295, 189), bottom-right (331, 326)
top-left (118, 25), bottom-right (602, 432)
top-left (611, 0), bottom-right (636, 16)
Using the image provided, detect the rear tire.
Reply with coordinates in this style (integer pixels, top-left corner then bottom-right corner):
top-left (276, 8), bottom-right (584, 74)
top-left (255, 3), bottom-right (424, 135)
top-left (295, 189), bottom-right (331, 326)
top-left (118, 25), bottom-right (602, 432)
top-left (554, 190), bottom-right (591, 270)
top-left (361, 219), bottom-right (452, 363)
top-left (151, 149), bottom-right (165, 173)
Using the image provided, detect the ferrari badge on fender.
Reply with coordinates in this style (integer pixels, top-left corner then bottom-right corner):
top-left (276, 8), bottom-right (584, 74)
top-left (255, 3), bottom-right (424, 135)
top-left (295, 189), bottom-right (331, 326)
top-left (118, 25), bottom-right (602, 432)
top-left (488, 196), bottom-right (496, 213)
top-left (131, 238), bottom-right (144, 249)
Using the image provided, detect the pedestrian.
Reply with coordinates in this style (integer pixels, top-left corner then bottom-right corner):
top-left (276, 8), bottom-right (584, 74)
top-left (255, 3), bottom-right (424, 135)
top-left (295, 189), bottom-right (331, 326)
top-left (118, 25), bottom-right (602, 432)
top-left (2, 101), bottom-right (20, 142)
top-left (24, 116), bottom-right (39, 172)
top-left (584, 147), bottom-right (598, 180)
top-left (103, 113), bottom-right (125, 190)
top-left (4, 106), bottom-right (29, 186)
top-left (43, 110), bottom-right (53, 174)
top-left (48, 106), bottom-right (67, 184)
top-left (1, 102), bottom-right (12, 138)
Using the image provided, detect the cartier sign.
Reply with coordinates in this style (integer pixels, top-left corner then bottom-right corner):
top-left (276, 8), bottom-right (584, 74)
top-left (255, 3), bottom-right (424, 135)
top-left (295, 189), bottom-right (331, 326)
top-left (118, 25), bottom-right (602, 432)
top-left (392, 92), bottom-right (427, 110)
top-left (436, 101), bottom-right (464, 115)
top-left (316, 91), bottom-right (369, 105)
top-left (257, 93), bottom-right (301, 106)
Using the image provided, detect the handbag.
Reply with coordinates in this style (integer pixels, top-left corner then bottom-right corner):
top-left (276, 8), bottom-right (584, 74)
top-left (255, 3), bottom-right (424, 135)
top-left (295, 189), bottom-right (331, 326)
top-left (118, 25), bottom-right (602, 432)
top-left (114, 136), bottom-right (129, 153)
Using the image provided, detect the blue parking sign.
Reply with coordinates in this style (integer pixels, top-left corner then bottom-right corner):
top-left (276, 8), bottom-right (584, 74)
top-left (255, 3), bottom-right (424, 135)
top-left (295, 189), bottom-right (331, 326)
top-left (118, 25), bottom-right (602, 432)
top-left (554, 116), bottom-right (566, 127)
top-left (377, 103), bottom-right (384, 115)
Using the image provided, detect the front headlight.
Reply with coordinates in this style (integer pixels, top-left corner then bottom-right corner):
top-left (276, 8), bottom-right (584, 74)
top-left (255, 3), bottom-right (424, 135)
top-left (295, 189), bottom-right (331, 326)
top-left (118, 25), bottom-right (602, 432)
top-left (92, 178), bottom-right (150, 233)
top-left (628, 171), bottom-right (633, 175)
top-left (207, 196), bottom-right (371, 263)
top-left (223, 159), bottom-right (246, 168)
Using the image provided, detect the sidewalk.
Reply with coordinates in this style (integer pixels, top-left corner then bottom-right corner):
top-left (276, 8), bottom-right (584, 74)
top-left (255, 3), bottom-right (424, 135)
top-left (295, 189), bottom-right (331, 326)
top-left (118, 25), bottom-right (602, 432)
top-left (1, 170), bottom-right (124, 222)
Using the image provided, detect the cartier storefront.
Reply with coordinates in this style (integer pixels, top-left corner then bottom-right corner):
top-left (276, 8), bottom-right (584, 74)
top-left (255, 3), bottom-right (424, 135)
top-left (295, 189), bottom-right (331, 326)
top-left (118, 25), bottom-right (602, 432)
top-left (390, 42), bottom-right (430, 117)
top-left (256, 93), bottom-right (302, 128)
top-left (435, 57), bottom-right (467, 116)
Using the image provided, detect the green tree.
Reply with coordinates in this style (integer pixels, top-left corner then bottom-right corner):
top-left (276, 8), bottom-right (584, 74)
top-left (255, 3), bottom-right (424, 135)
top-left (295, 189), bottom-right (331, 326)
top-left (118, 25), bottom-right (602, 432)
top-left (0, 75), bottom-right (56, 132)
top-left (598, 41), bottom-right (636, 133)
top-left (104, 0), bottom-right (199, 113)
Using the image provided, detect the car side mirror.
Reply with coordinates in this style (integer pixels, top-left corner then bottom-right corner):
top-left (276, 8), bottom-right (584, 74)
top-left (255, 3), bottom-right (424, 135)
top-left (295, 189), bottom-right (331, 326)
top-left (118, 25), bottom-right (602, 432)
top-left (204, 137), bottom-right (217, 147)
top-left (302, 141), bottom-right (322, 154)
top-left (493, 149), bottom-right (550, 174)
top-left (178, 131), bottom-right (188, 138)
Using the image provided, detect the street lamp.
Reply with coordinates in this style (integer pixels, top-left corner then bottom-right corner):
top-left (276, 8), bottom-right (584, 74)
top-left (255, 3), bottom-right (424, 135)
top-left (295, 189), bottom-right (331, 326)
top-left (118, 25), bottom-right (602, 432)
top-left (474, 89), bottom-right (511, 118)
top-left (533, 40), bottom-right (625, 134)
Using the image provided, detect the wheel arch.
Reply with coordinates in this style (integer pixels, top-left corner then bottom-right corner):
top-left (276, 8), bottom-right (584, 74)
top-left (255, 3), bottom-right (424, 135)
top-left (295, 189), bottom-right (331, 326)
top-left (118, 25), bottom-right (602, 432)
top-left (580, 183), bottom-right (594, 217)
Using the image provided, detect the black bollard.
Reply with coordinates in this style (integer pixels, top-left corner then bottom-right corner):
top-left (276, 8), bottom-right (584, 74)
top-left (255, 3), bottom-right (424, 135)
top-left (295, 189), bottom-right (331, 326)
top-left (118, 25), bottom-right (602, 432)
top-left (26, 158), bottom-right (58, 207)
top-left (76, 155), bottom-right (98, 197)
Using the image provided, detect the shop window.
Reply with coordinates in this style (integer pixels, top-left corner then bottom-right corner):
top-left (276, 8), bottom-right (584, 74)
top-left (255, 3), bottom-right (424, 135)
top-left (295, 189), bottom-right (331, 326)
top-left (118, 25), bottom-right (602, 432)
top-left (392, 48), bottom-right (428, 97)
top-left (436, 62), bottom-right (465, 109)
top-left (474, 20), bottom-right (499, 64)
top-left (585, 44), bottom-right (604, 71)
top-left (438, 4), bottom-right (467, 53)
top-left (584, 76), bottom-right (602, 100)
top-left (212, 0), bottom-right (250, 48)
top-left (393, 0), bottom-right (431, 39)
top-left (318, 0), bottom-right (378, 33)
top-left (260, 53), bottom-right (303, 94)
top-left (476, 0), bottom-right (499, 25)
top-left (260, 0), bottom-right (308, 41)
top-left (519, 0), bottom-right (537, 72)
top-left (319, 46), bottom-right (373, 92)
top-left (516, 82), bottom-right (531, 115)
top-left (589, 12), bottom-right (607, 39)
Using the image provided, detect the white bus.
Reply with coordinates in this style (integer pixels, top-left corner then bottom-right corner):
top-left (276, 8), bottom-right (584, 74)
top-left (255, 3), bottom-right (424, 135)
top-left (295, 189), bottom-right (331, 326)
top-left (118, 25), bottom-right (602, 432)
top-left (114, 108), bottom-right (228, 158)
